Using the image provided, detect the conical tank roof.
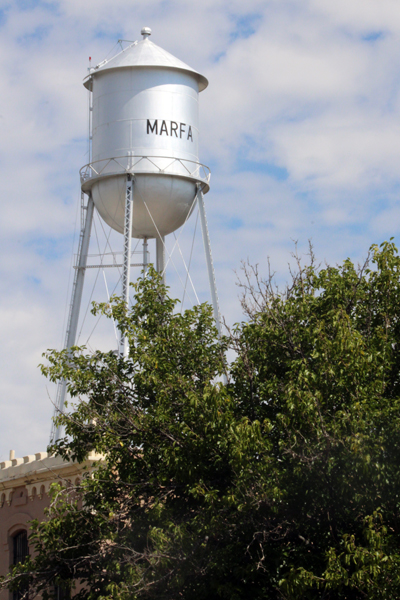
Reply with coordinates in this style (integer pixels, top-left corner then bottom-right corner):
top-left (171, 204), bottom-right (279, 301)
top-left (83, 33), bottom-right (208, 92)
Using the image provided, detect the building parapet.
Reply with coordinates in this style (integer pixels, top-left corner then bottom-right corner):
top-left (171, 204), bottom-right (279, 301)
top-left (0, 451), bottom-right (103, 507)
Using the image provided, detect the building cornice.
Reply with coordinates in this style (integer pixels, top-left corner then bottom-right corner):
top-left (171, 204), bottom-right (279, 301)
top-left (0, 451), bottom-right (103, 507)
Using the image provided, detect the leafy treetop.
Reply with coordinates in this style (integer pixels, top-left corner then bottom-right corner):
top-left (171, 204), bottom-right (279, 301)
top-left (3, 243), bottom-right (400, 600)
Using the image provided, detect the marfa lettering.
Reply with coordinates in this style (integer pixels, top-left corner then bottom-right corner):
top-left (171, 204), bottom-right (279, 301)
top-left (147, 119), bottom-right (193, 142)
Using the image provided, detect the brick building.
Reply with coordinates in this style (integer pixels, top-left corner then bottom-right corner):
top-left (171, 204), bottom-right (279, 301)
top-left (0, 451), bottom-right (102, 599)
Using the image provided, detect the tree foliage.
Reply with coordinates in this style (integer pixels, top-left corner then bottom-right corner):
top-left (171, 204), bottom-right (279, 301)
top-left (3, 242), bottom-right (400, 599)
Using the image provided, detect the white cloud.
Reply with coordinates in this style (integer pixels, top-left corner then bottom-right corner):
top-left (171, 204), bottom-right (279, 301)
top-left (1, 0), bottom-right (400, 459)
top-left (308, 0), bottom-right (400, 33)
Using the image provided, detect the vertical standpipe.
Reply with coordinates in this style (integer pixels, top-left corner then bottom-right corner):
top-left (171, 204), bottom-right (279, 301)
top-left (143, 238), bottom-right (148, 274)
top-left (156, 235), bottom-right (166, 284)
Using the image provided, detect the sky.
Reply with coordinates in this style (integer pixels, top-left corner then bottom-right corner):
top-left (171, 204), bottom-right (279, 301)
top-left (1, 0), bottom-right (400, 460)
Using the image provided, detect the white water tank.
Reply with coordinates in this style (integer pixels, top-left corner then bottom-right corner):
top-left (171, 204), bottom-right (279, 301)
top-left (80, 28), bottom-right (210, 239)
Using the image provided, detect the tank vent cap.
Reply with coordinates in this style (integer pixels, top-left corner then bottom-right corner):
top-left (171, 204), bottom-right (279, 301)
top-left (141, 27), bottom-right (152, 39)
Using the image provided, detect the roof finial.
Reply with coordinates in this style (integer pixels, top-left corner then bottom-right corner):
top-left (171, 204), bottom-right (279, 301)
top-left (141, 27), bottom-right (151, 39)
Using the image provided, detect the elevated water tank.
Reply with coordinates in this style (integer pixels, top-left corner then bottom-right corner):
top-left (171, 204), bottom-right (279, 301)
top-left (80, 28), bottom-right (210, 239)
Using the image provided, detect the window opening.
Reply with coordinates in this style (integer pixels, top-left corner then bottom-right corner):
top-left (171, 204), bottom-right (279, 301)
top-left (12, 530), bottom-right (29, 600)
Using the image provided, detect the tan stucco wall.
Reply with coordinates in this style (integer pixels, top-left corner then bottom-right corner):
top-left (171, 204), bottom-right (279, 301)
top-left (0, 451), bottom-right (102, 600)
top-left (0, 487), bottom-right (50, 600)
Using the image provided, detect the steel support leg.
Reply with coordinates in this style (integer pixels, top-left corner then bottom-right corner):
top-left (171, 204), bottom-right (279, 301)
top-left (120, 175), bottom-right (134, 358)
top-left (51, 193), bottom-right (94, 443)
top-left (156, 234), bottom-right (166, 284)
top-left (197, 188), bottom-right (222, 338)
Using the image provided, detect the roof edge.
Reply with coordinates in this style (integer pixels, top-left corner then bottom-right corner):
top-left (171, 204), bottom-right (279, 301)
top-left (83, 64), bottom-right (208, 92)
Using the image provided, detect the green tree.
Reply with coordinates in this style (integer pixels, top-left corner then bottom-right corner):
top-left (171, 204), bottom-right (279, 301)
top-left (230, 241), bottom-right (400, 598)
top-left (3, 243), bottom-right (400, 599)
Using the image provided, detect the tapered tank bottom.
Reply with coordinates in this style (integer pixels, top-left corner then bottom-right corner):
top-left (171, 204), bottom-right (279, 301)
top-left (90, 174), bottom-right (197, 238)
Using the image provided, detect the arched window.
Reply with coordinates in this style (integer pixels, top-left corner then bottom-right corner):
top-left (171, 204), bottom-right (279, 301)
top-left (12, 530), bottom-right (29, 600)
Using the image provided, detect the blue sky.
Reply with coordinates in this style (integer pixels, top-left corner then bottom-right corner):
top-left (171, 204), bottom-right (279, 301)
top-left (1, 0), bottom-right (400, 459)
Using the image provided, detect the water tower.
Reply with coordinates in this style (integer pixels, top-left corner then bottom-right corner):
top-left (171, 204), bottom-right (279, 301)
top-left (51, 28), bottom-right (222, 442)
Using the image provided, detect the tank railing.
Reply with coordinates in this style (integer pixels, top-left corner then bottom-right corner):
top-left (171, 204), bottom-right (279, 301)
top-left (80, 155), bottom-right (211, 186)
